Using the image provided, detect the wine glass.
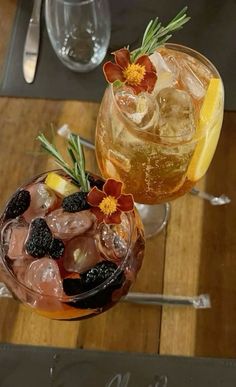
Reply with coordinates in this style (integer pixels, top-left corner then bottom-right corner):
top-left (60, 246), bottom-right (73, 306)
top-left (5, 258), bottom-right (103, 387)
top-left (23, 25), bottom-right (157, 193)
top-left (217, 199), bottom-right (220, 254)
top-left (45, 0), bottom-right (111, 72)
top-left (0, 170), bottom-right (145, 320)
top-left (95, 43), bottom-right (224, 237)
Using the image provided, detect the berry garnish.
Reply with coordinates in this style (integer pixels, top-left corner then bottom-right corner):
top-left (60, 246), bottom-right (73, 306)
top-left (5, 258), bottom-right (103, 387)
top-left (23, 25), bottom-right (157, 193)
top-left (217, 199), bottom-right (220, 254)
top-left (49, 238), bottom-right (65, 260)
top-left (25, 218), bottom-right (53, 258)
top-left (5, 189), bottom-right (31, 219)
top-left (88, 175), bottom-right (104, 190)
top-left (63, 261), bottom-right (125, 309)
top-left (81, 261), bottom-right (123, 290)
top-left (62, 192), bottom-right (90, 213)
top-left (63, 277), bottom-right (83, 296)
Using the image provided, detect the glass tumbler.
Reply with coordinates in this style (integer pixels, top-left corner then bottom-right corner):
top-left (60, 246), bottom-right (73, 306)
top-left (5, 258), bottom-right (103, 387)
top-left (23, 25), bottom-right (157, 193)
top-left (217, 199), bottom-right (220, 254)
top-left (45, 0), bottom-right (111, 72)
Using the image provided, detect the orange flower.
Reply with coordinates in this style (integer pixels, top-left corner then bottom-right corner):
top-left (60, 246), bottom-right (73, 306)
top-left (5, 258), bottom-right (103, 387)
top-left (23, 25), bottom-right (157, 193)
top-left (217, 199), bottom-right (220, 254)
top-left (103, 48), bottom-right (157, 94)
top-left (87, 179), bottom-right (134, 224)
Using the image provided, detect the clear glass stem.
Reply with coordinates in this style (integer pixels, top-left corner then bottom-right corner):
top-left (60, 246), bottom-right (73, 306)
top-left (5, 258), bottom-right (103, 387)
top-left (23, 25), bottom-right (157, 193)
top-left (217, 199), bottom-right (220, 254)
top-left (135, 203), bottom-right (170, 238)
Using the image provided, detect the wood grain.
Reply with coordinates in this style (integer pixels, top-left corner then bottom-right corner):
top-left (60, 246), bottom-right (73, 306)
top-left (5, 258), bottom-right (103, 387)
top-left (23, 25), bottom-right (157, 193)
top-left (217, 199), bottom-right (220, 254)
top-left (0, 1), bottom-right (235, 358)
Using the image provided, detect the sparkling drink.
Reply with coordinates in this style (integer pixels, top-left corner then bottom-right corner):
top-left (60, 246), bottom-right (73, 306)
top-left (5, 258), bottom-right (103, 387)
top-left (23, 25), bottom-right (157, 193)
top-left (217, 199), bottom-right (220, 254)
top-left (0, 170), bottom-right (144, 320)
top-left (96, 44), bottom-right (224, 204)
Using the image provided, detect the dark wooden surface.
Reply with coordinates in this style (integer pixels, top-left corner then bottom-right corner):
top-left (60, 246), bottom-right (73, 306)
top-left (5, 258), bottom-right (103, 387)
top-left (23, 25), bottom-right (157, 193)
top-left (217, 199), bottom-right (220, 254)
top-left (0, 1), bottom-right (235, 357)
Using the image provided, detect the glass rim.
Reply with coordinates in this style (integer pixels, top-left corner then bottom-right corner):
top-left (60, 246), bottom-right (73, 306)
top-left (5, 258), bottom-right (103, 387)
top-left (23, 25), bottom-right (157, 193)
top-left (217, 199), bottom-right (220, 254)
top-left (111, 42), bottom-right (223, 143)
top-left (0, 169), bottom-right (135, 303)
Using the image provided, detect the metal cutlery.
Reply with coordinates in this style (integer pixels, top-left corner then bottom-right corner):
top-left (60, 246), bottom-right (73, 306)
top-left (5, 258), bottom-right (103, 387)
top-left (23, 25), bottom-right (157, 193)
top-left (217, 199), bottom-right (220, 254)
top-left (23, 0), bottom-right (43, 83)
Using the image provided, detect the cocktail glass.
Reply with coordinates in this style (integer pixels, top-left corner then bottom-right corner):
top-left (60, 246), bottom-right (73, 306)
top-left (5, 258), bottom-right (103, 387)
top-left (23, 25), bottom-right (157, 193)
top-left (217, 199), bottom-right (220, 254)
top-left (95, 43), bottom-right (224, 237)
top-left (0, 170), bottom-right (145, 320)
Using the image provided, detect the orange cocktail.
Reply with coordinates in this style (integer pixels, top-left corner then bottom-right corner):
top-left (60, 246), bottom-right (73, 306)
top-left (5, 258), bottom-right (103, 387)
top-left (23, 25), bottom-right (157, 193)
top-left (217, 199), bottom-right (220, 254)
top-left (96, 44), bottom-right (224, 204)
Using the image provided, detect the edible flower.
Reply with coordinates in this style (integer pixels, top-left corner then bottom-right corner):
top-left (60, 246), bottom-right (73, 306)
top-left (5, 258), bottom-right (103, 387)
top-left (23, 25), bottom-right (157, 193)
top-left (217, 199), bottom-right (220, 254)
top-left (87, 178), bottom-right (134, 224)
top-left (103, 48), bottom-right (157, 94)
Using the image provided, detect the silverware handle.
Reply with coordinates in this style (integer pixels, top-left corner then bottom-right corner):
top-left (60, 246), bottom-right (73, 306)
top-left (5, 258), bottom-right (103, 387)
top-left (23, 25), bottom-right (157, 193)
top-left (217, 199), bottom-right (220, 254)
top-left (123, 292), bottom-right (211, 309)
top-left (31, 0), bottom-right (43, 23)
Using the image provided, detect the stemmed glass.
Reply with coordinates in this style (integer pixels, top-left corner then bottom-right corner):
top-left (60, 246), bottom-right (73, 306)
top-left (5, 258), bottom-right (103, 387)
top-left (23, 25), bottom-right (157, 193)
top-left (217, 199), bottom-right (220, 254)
top-left (95, 43), bottom-right (224, 237)
top-left (45, 0), bottom-right (111, 72)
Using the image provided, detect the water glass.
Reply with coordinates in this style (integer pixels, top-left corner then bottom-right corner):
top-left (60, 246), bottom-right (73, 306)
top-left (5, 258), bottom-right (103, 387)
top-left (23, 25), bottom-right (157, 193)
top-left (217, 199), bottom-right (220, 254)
top-left (45, 0), bottom-right (111, 72)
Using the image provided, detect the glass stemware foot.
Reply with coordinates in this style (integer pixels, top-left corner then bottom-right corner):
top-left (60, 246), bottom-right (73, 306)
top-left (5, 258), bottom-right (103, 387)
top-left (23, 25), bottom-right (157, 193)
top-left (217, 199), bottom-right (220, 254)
top-left (135, 203), bottom-right (170, 238)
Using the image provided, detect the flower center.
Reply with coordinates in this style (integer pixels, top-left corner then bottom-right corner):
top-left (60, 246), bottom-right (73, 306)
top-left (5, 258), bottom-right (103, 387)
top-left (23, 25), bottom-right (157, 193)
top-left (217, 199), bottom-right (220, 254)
top-left (99, 196), bottom-right (118, 215)
top-left (123, 63), bottom-right (146, 85)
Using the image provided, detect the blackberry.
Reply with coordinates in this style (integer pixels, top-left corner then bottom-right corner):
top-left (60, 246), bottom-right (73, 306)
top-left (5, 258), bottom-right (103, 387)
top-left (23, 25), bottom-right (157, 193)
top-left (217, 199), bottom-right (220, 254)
top-left (63, 261), bottom-right (125, 309)
top-left (88, 175), bottom-right (104, 190)
top-left (62, 192), bottom-right (90, 213)
top-left (5, 189), bottom-right (31, 219)
top-left (63, 278), bottom-right (83, 296)
top-left (49, 238), bottom-right (65, 260)
top-left (25, 218), bottom-right (53, 258)
top-left (81, 261), bottom-right (122, 290)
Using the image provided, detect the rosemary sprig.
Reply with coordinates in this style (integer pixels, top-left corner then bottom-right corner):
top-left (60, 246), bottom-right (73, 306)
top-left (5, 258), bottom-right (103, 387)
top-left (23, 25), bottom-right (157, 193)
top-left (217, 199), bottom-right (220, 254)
top-left (131, 6), bottom-right (190, 62)
top-left (37, 132), bottom-right (90, 192)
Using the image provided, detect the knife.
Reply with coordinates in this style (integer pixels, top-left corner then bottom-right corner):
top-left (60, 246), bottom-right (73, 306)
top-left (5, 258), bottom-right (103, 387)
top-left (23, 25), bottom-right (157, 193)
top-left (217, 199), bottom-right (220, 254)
top-left (23, 0), bottom-right (43, 83)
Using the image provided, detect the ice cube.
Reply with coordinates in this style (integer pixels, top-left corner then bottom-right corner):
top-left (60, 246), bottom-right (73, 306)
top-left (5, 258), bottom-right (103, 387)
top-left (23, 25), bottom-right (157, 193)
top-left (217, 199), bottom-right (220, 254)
top-left (181, 54), bottom-right (213, 88)
top-left (64, 236), bottom-right (101, 273)
top-left (24, 258), bottom-right (63, 296)
top-left (12, 258), bottom-right (35, 284)
top-left (163, 54), bottom-right (180, 81)
top-left (115, 88), bottom-right (159, 130)
top-left (150, 52), bottom-right (177, 94)
top-left (107, 149), bottom-right (131, 173)
top-left (8, 226), bottom-right (29, 259)
top-left (96, 214), bottom-right (129, 262)
top-left (104, 160), bottom-right (121, 181)
top-left (24, 183), bottom-right (58, 222)
top-left (46, 209), bottom-right (94, 240)
top-left (180, 60), bottom-right (206, 100)
top-left (157, 87), bottom-right (195, 139)
top-left (1, 219), bottom-right (29, 260)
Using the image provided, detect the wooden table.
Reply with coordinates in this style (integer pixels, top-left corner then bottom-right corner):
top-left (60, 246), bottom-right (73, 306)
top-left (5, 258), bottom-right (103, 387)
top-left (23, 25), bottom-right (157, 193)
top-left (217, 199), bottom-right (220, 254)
top-left (0, 1), bottom-right (235, 358)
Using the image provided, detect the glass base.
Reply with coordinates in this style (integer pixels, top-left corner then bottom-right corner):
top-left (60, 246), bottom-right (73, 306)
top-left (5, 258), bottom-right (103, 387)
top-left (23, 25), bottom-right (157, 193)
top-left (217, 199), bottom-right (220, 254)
top-left (135, 203), bottom-right (170, 238)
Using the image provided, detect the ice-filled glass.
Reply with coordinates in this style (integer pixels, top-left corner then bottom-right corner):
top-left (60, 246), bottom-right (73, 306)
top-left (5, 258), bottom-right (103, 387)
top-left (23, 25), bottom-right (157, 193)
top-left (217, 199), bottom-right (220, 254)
top-left (0, 170), bottom-right (145, 320)
top-left (96, 44), bottom-right (224, 204)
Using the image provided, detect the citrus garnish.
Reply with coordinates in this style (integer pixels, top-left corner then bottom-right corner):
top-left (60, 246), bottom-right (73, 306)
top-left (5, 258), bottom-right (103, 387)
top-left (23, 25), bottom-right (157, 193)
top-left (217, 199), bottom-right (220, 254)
top-left (187, 78), bottom-right (224, 181)
top-left (45, 172), bottom-right (79, 197)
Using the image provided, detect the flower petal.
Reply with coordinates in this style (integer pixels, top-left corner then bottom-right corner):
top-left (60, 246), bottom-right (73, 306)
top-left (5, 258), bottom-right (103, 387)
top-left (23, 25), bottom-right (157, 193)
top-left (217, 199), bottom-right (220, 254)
top-left (103, 62), bottom-right (125, 83)
top-left (136, 55), bottom-right (156, 73)
top-left (87, 186), bottom-right (105, 206)
top-left (140, 71), bottom-right (157, 93)
top-left (117, 193), bottom-right (134, 212)
top-left (113, 48), bottom-right (131, 69)
top-left (105, 210), bottom-right (121, 224)
top-left (103, 179), bottom-right (123, 198)
top-left (128, 83), bottom-right (145, 95)
top-left (90, 207), bottom-right (105, 223)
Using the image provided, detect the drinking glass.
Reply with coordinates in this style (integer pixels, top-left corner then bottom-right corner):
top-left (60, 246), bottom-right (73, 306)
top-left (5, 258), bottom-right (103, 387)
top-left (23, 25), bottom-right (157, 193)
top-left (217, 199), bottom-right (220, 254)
top-left (45, 0), bottom-right (111, 72)
top-left (95, 44), bottom-right (224, 237)
top-left (0, 170), bottom-right (145, 320)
